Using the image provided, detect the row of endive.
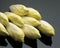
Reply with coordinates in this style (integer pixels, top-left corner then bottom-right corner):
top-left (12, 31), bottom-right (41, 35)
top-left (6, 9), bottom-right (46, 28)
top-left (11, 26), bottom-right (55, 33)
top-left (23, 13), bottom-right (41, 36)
top-left (0, 4), bottom-right (55, 42)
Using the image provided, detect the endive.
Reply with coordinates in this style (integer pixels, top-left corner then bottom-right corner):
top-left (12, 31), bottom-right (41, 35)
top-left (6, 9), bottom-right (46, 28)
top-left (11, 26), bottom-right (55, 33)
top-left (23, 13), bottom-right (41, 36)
top-left (27, 8), bottom-right (42, 20)
top-left (9, 4), bottom-right (28, 16)
top-left (22, 17), bottom-right (40, 27)
top-left (0, 23), bottom-right (9, 36)
top-left (22, 24), bottom-right (41, 39)
top-left (5, 12), bottom-right (24, 28)
top-left (6, 22), bottom-right (25, 42)
top-left (0, 12), bottom-right (9, 27)
top-left (37, 20), bottom-right (55, 36)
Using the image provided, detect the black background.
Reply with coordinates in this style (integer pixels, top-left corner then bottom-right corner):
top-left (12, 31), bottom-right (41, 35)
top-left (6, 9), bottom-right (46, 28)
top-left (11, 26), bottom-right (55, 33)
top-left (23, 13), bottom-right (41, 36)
top-left (0, 0), bottom-right (60, 48)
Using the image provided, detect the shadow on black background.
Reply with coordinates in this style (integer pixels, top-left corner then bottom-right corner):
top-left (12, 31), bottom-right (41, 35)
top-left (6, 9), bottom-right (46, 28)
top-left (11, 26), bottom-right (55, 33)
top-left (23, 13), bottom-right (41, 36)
top-left (7, 36), bottom-right (37, 48)
top-left (6, 36), bottom-right (23, 48)
top-left (0, 32), bottom-right (52, 48)
top-left (0, 36), bottom-right (8, 46)
top-left (39, 31), bottom-right (52, 46)
top-left (24, 37), bottom-right (37, 48)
